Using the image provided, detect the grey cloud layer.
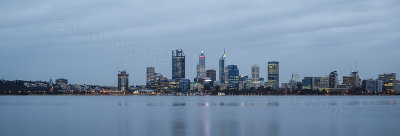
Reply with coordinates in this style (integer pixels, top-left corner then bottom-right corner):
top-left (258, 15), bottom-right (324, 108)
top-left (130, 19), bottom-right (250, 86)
top-left (0, 0), bottom-right (399, 85)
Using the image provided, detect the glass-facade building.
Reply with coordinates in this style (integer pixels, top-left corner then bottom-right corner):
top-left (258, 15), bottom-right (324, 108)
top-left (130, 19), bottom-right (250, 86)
top-left (219, 50), bottom-right (226, 84)
top-left (206, 69), bottom-right (216, 82)
top-left (251, 64), bottom-right (260, 82)
top-left (302, 77), bottom-right (313, 90)
top-left (378, 73), bottom-right (396, 92)
top-left (227, 65), bottom-right (240, 90)
top-left (118, 71), bottom-right (129, 91)
top-left (146, 67), bottom-right (155, 83)
top-left (312, 77), bottom-right (329, 90)
top-left (197, 50), bottom-right (206, 78)
top-left (267, 61), bottom-right (279, 89)
top-left (328, 71), bottom-right (338, 88)
top-left (172, 49), bottom-right (185, 79)
top-left (179, 79), bottom-right (190, 92)
top-left (364, 79), bottom-right (383, 93)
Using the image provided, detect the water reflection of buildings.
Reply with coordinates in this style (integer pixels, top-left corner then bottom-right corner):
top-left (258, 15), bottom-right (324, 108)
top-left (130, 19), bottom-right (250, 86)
top-left (197, 98), bottom-right (211, 136)
top-left (172, 100), bottom-right (186, 136)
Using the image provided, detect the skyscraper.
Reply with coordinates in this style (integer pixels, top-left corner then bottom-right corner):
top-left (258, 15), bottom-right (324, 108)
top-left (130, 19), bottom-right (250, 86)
top-left (219, 49), bottom-right (227, 84)
top-left (267, 61), bottom-right (279, 89)
top-left (206, 69), bottom-right (216, 82)
top-left (227, 65), bottom-right (240, 90)
top-left (329, 71), bottom-right (338, 88)
top-left (197, 50), bottom-right (206, 78)
top-left (118, 71), bottom-right (129, 91)
top-left (146, 67), bottom-right (155, 83)
top-left (351, 71), bottom-right (361, 88)
top-left (146, 67), bottom-right (155, 88)
top-left (378, 73), bottom-right (396, 92)
top-left (172, 49), bottom-right (185, 79)
top-left (251, 65), bottom-right (260, 82)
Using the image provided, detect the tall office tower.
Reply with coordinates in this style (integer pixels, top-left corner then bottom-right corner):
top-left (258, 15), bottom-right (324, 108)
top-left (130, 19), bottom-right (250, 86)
top-left (227, 65), bottom-right (240, 89)
top-left (197, 50), bottom-right (206, 78)
top-left (118, 71), bottom-right (129, 91)
top-left (172, 49), bottom-right (185, 79)
top-left (206, 69), bottom-right (217, 82)
top-left (224, 68), bottom-right (229, 84)
top-left (329, 71), bottom-right (338, 88)
top-left (267, 61), bottom-right (279, 89)
top-left (146, 67), bottom-right (155, 83)
top-left (351, 71), bottom-right (361, 88)
top-left (251, 64), bottom-right (260, 82)
top-left (219, 49), bottom-right (227, 83)
top-left (378, 73), bottom-right (396, 92)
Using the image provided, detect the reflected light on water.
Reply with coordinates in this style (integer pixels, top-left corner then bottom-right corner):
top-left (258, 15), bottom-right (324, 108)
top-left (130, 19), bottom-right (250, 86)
top-left (0, 96), bottom-right (399, 136)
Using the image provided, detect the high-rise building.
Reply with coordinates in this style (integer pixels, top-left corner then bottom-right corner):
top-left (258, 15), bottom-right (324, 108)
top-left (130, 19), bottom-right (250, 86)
top-left (197, 50), bottom-right (206, 78)
top-left (351, 71), bottom-right (361, 88)
top-left (179, 79), bottom-right (190, 92)
top-left (172, 49), bottom-right (185, 79)
top-left (312, 77), bottom-right (329, 90)
top-left (146, 67), bottom-right (155, 83)
top-left (206, 69), bottom-right (216, 82)
top-left (227, 65), bottom-right (240, 90)
top-left (342, 76), bottom-right (352, 86)
top-left (363, 79), bottom-right (383, 93)
top-left (342, 71), bottom-right (361, 89)
top-left (302, 77), bottom-right (313, 90)
top-left (251, 65), bottom-right (260, 82)
top-left (118, 71), bottom-right (129, 91)
top-left (267, 61), bottom-right (279, 89)
top-left (378, 73), bottom-right (396, 92)
top-left (395, 81), bottom-right (400, 92)
top-left (329, 71), bottom-right (338, 88)
top-left (219, 49), bottom-right (227, 84)
top-left (302, 76), bottom-right (328, 90)
top-left (148, 72), bottom-right (166, 89)
top-left (288, 73), bottom-right (300, 91)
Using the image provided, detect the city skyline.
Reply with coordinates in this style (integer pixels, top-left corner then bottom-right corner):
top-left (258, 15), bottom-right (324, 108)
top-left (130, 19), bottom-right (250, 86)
top-left (1, 48), bottom-right (398, 88)
top-left (2, 1), bottom-right (400, 136)
top-left (1, 48), bottom-right (400, 86)
top-left (1, 0), bottom-right (400, 86)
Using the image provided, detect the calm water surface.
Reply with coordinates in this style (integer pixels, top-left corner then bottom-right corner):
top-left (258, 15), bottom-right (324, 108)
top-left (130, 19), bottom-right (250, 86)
top-left (0, 96), bottom-right (399, 136)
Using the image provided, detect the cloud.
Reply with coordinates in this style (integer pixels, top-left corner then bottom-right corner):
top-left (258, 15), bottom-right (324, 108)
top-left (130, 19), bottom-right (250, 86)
top-left (0, 0), bottom-right (399, 85)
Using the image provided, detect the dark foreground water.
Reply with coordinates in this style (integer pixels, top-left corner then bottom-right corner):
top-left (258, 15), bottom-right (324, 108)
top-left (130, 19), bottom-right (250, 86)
top-left (0, 96), bottom-right (399, 136)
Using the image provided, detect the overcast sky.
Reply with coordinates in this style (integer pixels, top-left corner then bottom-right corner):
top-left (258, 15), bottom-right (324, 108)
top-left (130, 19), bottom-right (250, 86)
top-left (1, 0), bottom-right (399, 86)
